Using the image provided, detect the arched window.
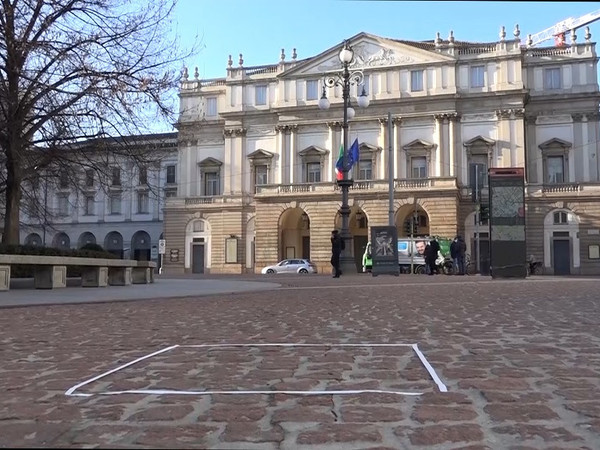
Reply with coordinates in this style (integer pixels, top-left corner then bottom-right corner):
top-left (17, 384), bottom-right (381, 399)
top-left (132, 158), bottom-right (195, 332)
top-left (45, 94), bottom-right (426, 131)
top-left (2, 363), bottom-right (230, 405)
top-left (553, 211), bottom-right (568, 224)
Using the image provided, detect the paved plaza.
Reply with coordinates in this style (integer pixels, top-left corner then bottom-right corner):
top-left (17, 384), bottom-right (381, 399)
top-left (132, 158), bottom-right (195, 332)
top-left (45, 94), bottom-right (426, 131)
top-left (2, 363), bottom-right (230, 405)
top-left (1, 274), bottom-right (600, 449)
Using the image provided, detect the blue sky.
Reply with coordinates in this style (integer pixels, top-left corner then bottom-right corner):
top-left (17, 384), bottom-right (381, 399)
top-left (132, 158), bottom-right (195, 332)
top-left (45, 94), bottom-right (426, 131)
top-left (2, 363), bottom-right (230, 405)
top-left (173, 1), bottom-right (600, 80)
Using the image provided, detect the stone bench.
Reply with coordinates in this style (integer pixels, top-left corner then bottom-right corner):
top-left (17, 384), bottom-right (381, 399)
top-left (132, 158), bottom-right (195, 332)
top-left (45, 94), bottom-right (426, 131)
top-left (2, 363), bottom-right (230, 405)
top-left (0, 255), bottom-right (156, 291)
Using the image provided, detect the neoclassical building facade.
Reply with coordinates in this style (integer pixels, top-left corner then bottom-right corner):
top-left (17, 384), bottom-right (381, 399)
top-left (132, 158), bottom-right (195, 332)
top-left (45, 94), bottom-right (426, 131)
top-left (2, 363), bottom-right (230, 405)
top-left (19, 133), bottom-right (178, 266)
top-left (164, 28), bottom-right (600, 276)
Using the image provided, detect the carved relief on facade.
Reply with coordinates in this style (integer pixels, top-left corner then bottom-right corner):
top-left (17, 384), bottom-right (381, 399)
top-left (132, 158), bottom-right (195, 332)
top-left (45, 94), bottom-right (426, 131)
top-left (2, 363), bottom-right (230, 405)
top-left (316, 42), bottom-right (417, 72)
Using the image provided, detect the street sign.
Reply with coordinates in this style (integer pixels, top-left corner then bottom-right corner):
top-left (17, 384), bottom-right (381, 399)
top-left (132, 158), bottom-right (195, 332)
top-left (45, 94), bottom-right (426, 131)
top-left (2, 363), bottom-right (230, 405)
top-left (151, 246), bottom-right (158, 259)
top-left (158, 239), bottom-right (166, 254)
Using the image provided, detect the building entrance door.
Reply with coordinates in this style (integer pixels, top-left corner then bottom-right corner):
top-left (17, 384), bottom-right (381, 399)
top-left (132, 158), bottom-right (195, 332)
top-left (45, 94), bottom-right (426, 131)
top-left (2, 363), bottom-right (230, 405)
top-left (553, 239), bottom-right (570, 275)
top-left (192, 244), bottom-right (205, 273)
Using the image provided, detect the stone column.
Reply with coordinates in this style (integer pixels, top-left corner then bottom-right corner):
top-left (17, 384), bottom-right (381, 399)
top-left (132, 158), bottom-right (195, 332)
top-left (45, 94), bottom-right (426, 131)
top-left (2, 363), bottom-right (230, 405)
top-left (378, 117), bottom-right (388, 179)
top-left (433, 114), bottom-right (444, 177)
top-left (512, 109), bottom-right (526, 170)
top-left (393, 117), bottom-right (402, 179)
top-left (327, 122), bottom-right (341, 181)
top-left (289, 125), bottom-right (298, 184)
top-left (524, 114), bottom-right (538, 183)
top-left (233, 128), bottom-right (246, 194)
top-left (495, 109), bottom-right (511, 167)
top-left (223, 129), bottom-right (234, 194)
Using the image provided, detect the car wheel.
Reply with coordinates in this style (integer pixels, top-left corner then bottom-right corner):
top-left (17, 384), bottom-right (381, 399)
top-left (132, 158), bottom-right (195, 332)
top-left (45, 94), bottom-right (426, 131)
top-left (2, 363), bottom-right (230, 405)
top-left (266, 269), bottom-right (275, 274)
top-left (299, 268), bottom-right (308, 274)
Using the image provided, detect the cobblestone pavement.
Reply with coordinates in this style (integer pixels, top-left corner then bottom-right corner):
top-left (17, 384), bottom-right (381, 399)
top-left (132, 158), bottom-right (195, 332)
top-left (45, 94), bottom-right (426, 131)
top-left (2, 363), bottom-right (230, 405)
top-left (1, 274), bottom-right (600, 449)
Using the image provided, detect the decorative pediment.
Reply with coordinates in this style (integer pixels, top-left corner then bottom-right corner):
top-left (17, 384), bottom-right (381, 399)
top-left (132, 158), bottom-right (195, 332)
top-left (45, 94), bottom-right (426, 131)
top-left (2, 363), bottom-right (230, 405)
top-left (247, 149), bottom-right (274, 160)
top-left (538, 138), bottom-right (571, 152)
top-left (464, 136), bottom-right (495, 147)
top-left (298, 145), bottom-right (329, 157)
top-left (403, 139), bottom-right (435, 151)
top-left (464, 135), bottom-right (495, 156)
top-left (359, 142), bottom-right (381, 153)
top-left (198, 157), bottom-right (222, 168)
top-left (281, 32), bottom-right (453, 78)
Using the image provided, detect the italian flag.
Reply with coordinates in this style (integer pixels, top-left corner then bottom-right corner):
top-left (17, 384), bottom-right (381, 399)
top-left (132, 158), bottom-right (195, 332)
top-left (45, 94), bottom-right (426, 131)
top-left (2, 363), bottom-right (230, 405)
top-left (335, 144), bottom-right (344, 181)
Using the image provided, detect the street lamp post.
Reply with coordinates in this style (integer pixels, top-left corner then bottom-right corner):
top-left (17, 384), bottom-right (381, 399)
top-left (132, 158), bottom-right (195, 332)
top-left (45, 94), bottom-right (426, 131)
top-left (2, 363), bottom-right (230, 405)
top-left (318, 40), bottom-right (369, 274)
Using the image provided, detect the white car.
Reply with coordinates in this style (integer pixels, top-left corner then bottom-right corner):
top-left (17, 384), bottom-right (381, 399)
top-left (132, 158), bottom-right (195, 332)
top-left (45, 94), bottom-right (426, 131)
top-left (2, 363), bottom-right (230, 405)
top-left (261, 259), bottom-right (317, 274)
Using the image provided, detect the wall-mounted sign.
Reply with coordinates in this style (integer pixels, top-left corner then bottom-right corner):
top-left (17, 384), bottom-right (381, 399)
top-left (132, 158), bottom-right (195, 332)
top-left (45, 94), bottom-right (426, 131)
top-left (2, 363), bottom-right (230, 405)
top-left (169, 249), bottom-right (179, 262)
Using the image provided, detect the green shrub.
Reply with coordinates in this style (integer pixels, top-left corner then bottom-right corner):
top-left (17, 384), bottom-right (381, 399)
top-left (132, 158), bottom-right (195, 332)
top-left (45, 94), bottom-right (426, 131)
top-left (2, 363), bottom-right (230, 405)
top-left (0, 244), bottom-right (119, 278)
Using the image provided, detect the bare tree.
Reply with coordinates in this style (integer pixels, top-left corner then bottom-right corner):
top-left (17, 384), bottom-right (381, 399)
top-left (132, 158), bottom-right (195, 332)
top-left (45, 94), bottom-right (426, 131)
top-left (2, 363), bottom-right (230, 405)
top-left (0, 0), bottom-right (196, 244)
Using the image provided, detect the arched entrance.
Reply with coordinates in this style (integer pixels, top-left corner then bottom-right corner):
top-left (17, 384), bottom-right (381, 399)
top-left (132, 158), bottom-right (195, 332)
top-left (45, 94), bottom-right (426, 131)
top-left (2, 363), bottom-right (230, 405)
top-left (52, 232), bottom-right (71, 250)
top-left (544, 209), bottom-right (579, 275)
top-left (78, 232), bottom-right (97, 248)
top-left (131, 230), bottom-right (152, 261)
top-left (279, 207), bottom-right (310, 261)
top-left (104, 231), bottom-right (124, 258)
top-left (395, 203), bottom-right (430, 237)
top-left (24, 233), bottom-right (42, 247)
top-left (334, 206), bottom-right (369, 271)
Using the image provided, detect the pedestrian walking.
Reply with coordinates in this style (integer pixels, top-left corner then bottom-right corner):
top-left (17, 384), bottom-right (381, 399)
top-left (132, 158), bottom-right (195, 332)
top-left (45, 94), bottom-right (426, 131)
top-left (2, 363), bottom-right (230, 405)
top-left (330, 230), bottom-right (344, 278)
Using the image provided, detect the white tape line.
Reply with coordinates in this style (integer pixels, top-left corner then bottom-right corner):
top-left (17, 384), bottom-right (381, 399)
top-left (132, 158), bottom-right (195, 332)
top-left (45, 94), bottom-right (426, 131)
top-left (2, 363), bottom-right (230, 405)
top-left (91, 389), bottom-right (423, 396)
top-left (411, 343), bottom-right (448, 393)
top-left (64, 344), bottom-right (180, 396)
top-left (181, 343), bottom-right (414, 348)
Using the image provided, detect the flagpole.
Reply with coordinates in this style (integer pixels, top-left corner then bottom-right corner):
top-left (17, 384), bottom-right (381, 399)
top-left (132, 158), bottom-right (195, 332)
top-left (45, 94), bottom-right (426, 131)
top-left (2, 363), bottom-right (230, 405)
top-left (318, 40), bottom-right (370, 274)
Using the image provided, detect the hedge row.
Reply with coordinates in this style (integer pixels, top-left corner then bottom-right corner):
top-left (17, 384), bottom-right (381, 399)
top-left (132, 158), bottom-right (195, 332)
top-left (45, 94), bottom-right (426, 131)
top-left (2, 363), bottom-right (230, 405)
top-left (0, 244), bottom-right (119, 278)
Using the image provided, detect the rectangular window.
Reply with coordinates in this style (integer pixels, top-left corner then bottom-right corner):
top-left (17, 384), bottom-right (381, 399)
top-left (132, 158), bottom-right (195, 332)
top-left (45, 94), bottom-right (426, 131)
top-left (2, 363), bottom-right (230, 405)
top-left (138, 167), bottom-right (147, 185)
top-left (544, 68), bottom-right (561, 90)
top-left (85, 169), bottom-right (94, 187)
top-left (357, 159), bottom-right (372, 180)
top-left (255, 165), bottom-right (268, 185)
top-left (410, 70), bottom-right (423, 92)
top-left (206, 97), bottom-right (217, 116)
top-left (469, 159), bottom-right (488, 189)
top-left (306, 162), bottom-right (321, 183)
top-left (411, 157), bottom-right (427, 178)
top-left (306, 80), bottom-right (318, 100)
top-left (137, 191), bottom-right (149, 213)
top-left (166, 165), bottom-right (176, 184)
top-left (546, 156), bottom-right (564, 183)
top-left (57, 194), bottom-right (69, 216)
top-left (204, 172), bottom-right (220, 196)
top-left (111, 167), bottom-right (121, 186)
top-left (59, 170), bottom-right (69, 189)
top-left (470, 65), bottom-right (485, 88)
top-left (109, 194), bottom-right (121, 214)
top-left (255, 85), bottom-right (267, 105)
top-left (84, 195), bottom-right (95, 215)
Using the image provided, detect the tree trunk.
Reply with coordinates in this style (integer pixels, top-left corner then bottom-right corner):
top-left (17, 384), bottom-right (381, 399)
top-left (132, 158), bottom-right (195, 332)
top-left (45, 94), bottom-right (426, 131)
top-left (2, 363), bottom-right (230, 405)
top-left (2, 171), bottom-right (21, 245)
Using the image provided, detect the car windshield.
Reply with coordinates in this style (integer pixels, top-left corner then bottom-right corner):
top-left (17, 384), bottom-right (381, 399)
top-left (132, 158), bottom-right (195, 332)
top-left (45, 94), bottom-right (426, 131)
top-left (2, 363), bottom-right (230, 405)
top-left (277, 260), bottom-right (288, 266)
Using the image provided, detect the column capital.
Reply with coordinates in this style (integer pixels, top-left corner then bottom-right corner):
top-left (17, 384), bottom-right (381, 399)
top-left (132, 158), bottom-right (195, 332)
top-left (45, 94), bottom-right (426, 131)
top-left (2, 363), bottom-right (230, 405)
top-left (571, 113), bottom-right (584, 122)
top-left (327, 121), bottom-right (343, 130)
top-left (378, 117), bottom-right (388, 125)
top-left (392, 116), bottom-right (403, 125)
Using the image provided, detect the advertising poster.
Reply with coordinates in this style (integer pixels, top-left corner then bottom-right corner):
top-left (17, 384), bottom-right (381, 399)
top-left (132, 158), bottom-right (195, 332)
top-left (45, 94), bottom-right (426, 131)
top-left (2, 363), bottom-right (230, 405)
top-left (371, 226), bottom-right (399, 276)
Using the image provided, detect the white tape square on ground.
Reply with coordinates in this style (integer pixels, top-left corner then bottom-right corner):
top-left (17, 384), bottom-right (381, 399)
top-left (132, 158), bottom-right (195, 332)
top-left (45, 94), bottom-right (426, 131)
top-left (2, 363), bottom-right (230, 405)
top-left (65, 343), bottom-right (447, 397)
